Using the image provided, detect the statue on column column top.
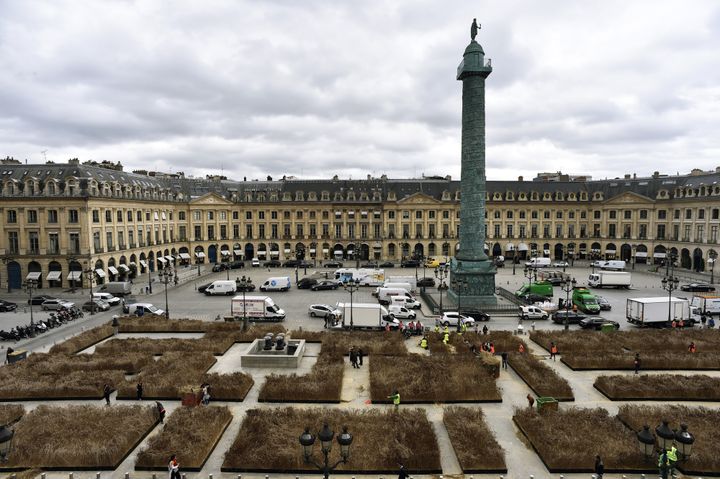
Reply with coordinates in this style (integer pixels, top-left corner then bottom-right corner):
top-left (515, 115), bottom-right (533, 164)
top-left (471, 18), bottom-right (480, 41)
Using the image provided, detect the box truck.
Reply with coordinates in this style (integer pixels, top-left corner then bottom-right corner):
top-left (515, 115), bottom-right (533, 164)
top-left (333, 302), bottom-right (397, 330)
top-left (259, 276), bottom-right (291, 292)
top-left (588, 271), bottom-right (632, 289)
top-left (690, 295), bottom-right (720, 316)
top-left (385, 276), bottom-right (417, 291)
top-left (515, 281), bottom-right (554, 298)
top-left (598, 260), bottom-right (626, 271)
top-left (524, 257), bottom-right (551, 268)
top-left (99, 281), bottom-right (133, 296)
top-left (230, 295), bottom-right (286, 321)
top-left (626, 297), bottom-right (691, 327)
top-left (204, 280), bottom-right (237, 296)
top-left (334, 268), bottom-right (386, 286)
top-left (572, 287), bottom-right (601, 314)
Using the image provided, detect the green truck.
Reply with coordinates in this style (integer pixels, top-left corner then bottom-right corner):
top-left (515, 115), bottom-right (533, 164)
top-left (515, 281), bottom-right (554, 298)
top-left (572, 287), bottom-right (601, 314)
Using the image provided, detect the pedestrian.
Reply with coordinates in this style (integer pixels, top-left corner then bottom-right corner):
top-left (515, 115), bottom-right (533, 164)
top-left (5, 347), bottom-right (14, 365)
top-left (145, 285), bottom-right (149, 294)
top-left (482, 324), bottom-right (488, 335)
top-left (168, 454), bottom-right (181, 479)
top-left (688, 341), bottom-right (697, 353)
top-left (550, 342), bottom-right (558, 361)
top-left (709, 317), bottom-right (716, 328)
top-left (518, 343), bottom-right (525, 353)
top-left (527, 393), bottom-right (535, 409)
top-left (387, 390), bottom-right (401, 410)
top-left (634, 353), bottom-right (641, 374)
top-left (136, 382), bottom-right (144, 400)
top-left (489, 342), bottom-right (495, 354)
top-left (442, 332), bottom-right (450, 344)
top-left (103, 383), bottom-right (111, 405)
top-left (324, 313), bottom-right (329, 329)
top-left (658, 448), bottom-right (669, 479)
top-left (594, 455), bottom-right (604, 479)
top-left (349, 347), bottom-right (358, 368)
top-left (358, 347), bottom-right (364, 366)
top-left (666, 444), bottom-right (678, 478)
top-left (398, 464), bottom-right (409, 479)
top-left (531, 321), bottom-right (536, 331)
top-left (112, 315), bottom-right (120, 336)
top-left (701, 314), bottom-right (707, 329)
top-left (201, 383), bottom-right (211, 405)
top-left (501, 351), bottom-right (508, 370)
top-left (156, 401), bottom-right (166, 423)
top-left (419, 335), bottom-right (428, 349)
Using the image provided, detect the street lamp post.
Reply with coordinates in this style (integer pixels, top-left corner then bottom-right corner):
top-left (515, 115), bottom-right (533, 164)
top-left (0, 424), bottom-right (14, 462)
top-left (512, 248), bottom-right (516, 275)
top-left (299, 424), bottom-right (353, 479)
top-left (559, 277), bottom-right (577, 331)
top-left (23, 278), bottom-right (38, 326)
top-left (661, 274), bottom-right (680, 326)
top-left (631, 243), bottom-right (637, 270)
top-left (523, 266), bottom-right (534, 288)
top-left (196, 258), bottom-right (201, 277)
top-left (1, 256), bottom-right (12, 293)
top-left (84, 264), bottom-right (95, 315)
top-left (68, 256), bottom-right (78, 293)
top-left (147, 261), bottom-right (153, 294)
top-left (709, 253), bottom-right (717, 284)
top-left (434, 265), bottom-right (449, 314)
top-left (160, 266), bottom-right (173, 319)
top-left (344, 278), bottom-right (361, 330)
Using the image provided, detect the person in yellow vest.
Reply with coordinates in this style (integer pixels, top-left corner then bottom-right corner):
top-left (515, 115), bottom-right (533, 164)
top-left (434, 324), bottom-right (440, 334)
top-left (387, 390), bottom-right (401, 410)
top-left (443, 324), bottom-right (450, 335)
top-left (443, 332), bottom-right (450, 344)
top-left (658, 448), bottom-right (669, 479)
top-left (419, 336), bottom-right (428, 349)
top-left (461, 321), bottom-right (468, 334)
top-left (666, 444), bottom-right (678, 478)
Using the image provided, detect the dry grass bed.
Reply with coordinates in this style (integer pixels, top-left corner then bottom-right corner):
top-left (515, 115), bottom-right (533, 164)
top-left (202, 372), bottom-right (254, 401)
top-left (48, 324), bottom-right (114, 354)
top-left (0, 354), bottom-right (136, 400)
top-left (116, 352), bottom-right (217, 399)
top-left (513, 407), bottom-right (649, 473)
top-left (531, 330), bottom-right (720, 370)
top-left (0, 404), bottom-right (24, 425)
top-left (595, 374), bottom-right (720, 400)
top-left (369, 354), bottom-right (501, 403)
top-left (222, 407), bottom-right (441, 473)
top-left (290, 330), bottom-right (408, 356)
top-left (136, 406), bottom-right (232, 470)
top-left (617, 405), bottom-right (720, 475)
top-left (258, 350), bottom-right (344, 403)
top-left (4, 405), bottom-right (156, 469)
top-left (443, 407), bottom-right (506, 473)
top-left (508, 353), bottom-right (574, 400)
top-left (118, 316), bottom-right (285, 335)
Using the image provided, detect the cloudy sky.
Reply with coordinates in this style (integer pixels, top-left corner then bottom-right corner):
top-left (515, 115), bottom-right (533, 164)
top-left (1, 0), bottom-right (720, 182)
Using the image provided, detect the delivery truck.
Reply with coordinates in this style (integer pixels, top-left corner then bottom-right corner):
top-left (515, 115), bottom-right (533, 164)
top-left (572, 287), bottom-right (601, 314)
top-left (230, 295), bottom-right (286, 321)
top-left (385, 275), bottom-right (417, 291)
top-left (626, 297), bottom-right (691, 327)
top-left (99, 281), bottom-right (133, 296)
top-left (588, 271), bottom-right (632, 289)
top-left (690, 295), bottom-right (720, 317)
top-left (334, 268), bottom-right (386, 286)
top-left (515, 281), bottom-right (554, 298)
top-left (333, 302), bottom-right (398, 330)
top-left (525, 257), bottom-right (551, 268)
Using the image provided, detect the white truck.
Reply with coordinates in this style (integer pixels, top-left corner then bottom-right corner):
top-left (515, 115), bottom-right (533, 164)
top-left (204, 280), bottom-right (237, 296)
top-left (385, 276), bottom-right (417, 292)
top-left (690, 295), bottom-right (720, 317)
top-left (334, 268), bottom-right (386, 286)
top-left (626, 297), bottom-right (691, 327)
top-left (259, 276), bottom-right (291, 292)
top-left (230, 295), bottom-right (286, 321)
top-left (524, 257), bottom-right (551, 268)
top-left (598, 260), bottom-right (626, 271)
top-left (376, 287), bottom-right (420, 307)
top-left (333, 302), bottom-right (398, 330)
top-left (588, 271), bottom-right (632, 289)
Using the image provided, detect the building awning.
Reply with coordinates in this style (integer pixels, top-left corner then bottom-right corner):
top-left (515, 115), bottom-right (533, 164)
top-left (483, 243), bottom-right (490, 250)
top-left (95, 269), bottom-right (106, 278)
top-left (195, 252), bottom-right (205, 259)
top-left (505, 243), bottom-right (515, 251)
top-left (46, 271), bottom-right (62, 281)
top-left (605, 249), bottom-right (617, 254)
top-left (309, 248), bottom-right (316, 253)
top-left (653, 252), bottom-right (667, 258)
top-left (361, 211), bottom-right (368, 215)
top-left (233, 249), bottom-right (243, 256)
top-left (179, 253), bottom-right (191, 260)
top-left (67, 271), bottom-right (82, 280)
top-left (543, 249), bottom-right (550, 255)
top-left (139, 260), bottom-right (148, 268)
top-left (517, 243), bottom-right (529, 251)
top-left (347, 248), bottom-right (354, 253)
top-left (284, 248), bottom-right (291, 254)
top-left (579, 249), bottom-right (587, 253)
top-left (635, 252), bottom-right (648, 258)
top-left (157, 257), bottom-right (167, 264)
top-left (26, 272), bottom-right (42, 281)
top-left (108, 266), bottom-right (119, 275)
top-left (270, 251), bottom-right (279, 256)
top-left (165, 255), bottom-right (174, 261)
top-left (129, 262), bottom-right (136, 267)
top-left (323, 248), bottom-right (329, 253)
top-left (118, 264), bottom-right (130, 272)
top-left (221, 250), bottom-right (230, 256)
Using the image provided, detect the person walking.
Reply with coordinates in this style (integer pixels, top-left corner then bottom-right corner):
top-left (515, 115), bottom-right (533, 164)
top-left (136, 382), bottom-right (144, 400)
top-left (501, 351), bottom-right (508, 370)
top-left (349, 347), bottom-right (358, 368)
top-left (398, 464), bottom-right (409, 479)
top-left (168, 454), bottom-right (181, 479)
top-left (387, 390), bottom-right (401, 410)
top-left (201, 383), bottom-right (211, 405)
top-left (482, 324), bottom-right (488, 335)
top-left (156, 401), bottom-right (166, 423)
top-left (594, 454), bottom-right (604, 479)
top-left (688, 341), bottom-right (697, 353)
top-left (658, 448), bottom-right (669, 479)
top-left (442, 331), bottom-right (450, 345)
top-left (666, 444), bottom-right (678, 478)
top-left (526, 394), bottom-right (535, 408)
top-left (103, 384), bottom-right (111, 405)
top-left (518, 343), bottom-right (525, 353)
top-left (550, 342), bottom-right (559, 361)
top-left (634, 353), bottom-right (641, 374)
top-left (357, 347), bottom-right (364, 366)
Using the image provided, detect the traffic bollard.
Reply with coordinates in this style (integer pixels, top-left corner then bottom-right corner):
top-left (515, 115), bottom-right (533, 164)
top-left (125, 473), bottom-right (129, 479)
top-left (69, 473), bottom-right (74, 479)
top-left (209, 474), bottom-right (213, 479)
top-left (96, 473), bottom-right (101, 479)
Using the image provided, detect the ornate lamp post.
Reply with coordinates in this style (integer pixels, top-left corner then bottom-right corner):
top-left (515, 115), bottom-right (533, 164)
top-left (1, 255), bottom-right (12, 293)
top-left (0, 424), bottom-right (14, 462)
top-left (636, 425), bottom-right (655, 460)
top-left (674, 423), bottom-right (695, 460)
top-left (299, 424), bottom-right (353, 479)
top-left (84, 262), bottom-right (95, 315)
top-left (631, 243), bottom-right (637, 270)
top-left (451, 278), bottom-right (469, 332)
top-left (655, 420), bottom-right (675, 451)
top-left (147, 261), bottom-right (154, 294)
top-left (23, 278), bottom-right (38, 326)
top-left (68, 255), bottom-right (79, 293)
top-left (709, 252), bottom-right (717, 284)
top-left (661, 275), bottom-right (680, 325)
top-left (160, 266), bottom-right (173, 319)
top-left (512, 247), bottom-right (517, 275)
top-left (559, 277), bottom-right (577, 331)
top-left (344, 278), bottom-right (361, 330)
top-left (434, 264), bottom-right (449, 313)
top-left (523, 266), bottom-right (534, 289)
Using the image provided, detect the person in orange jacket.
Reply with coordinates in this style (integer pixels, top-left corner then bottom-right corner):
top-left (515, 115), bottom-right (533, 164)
top-left (688, 342), bottom-right (697, 353)
top-left (550, 342), bottom-right (559, 361)
top-left (518, 343), bottom-right (525, 353)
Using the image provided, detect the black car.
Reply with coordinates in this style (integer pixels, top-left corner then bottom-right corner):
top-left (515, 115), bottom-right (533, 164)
top-left (459, 308), bottom-right (491, 322)
top-left (361, 261), bottom-right (378, 268)
top-left (417, 277), bottom-right (436, 288)
top-left (297, 278), bottom-right (318, 289)
top-left (596, 296), bottom-right (612, 311)
top-left (212, 263), bottom-right (229, 272)
top-left (545, 276), bottom-right (567, 286)
top-left (298, 260), bottom-right (313, 268)
top-left (552, 310), bottom-right (587, 324)
top-left (28, 294), bottom-right (57, 305)
top-left (401, 259), bottom-right (420, 268)
top-left (235, 281), bottom-right (256, 292)
top-left (579, 317), bottom-right (620, 330)
top-left (0, 300), bottom-right (18, 312)
top-left (522, 293), bottom-right (549, 305)
top-left (311, 280), bottom-right (340, 291)
top-left (282, 260), bottom-right (300, 268)
top-left (324, 261), bottom-right (343, 268)
top-left (379, 261), bottom-right (395, 268)
top-left (230, 261), bottom-right (245, 269)
top-left (680, 282), bottom-right (716, 292)
top-left (263, 260), bottom-right (281, 268)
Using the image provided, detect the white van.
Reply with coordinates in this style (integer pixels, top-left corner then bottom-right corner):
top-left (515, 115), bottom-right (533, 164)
top-left (377, 287), bottom-right (418, 306)
top-left (388, 304), bottom-right (416, 320)
top-left (524, 257), bottom-right (551, 268)
top-left (204, 280), bottom-right (237, 296)
top-left (599, 260), bottom-right (626, 271)
top-left (374, 282), bottom-right (412, 297)
top-left (260, 276), bottom-right (291, 292)
top-left (390, 295), bottom-right (422, 310)
top-left (92, 292), bottom-right (121, 306)
top-left (126, 303), bottom-right (165, 316)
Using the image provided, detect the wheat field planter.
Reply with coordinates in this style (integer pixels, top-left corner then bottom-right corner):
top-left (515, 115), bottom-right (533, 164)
top-left (222, 407), bottom-right (441, 473)
top-left (595, 374), bottom-right (720, 401)
top-left (443, 406), bottom-right (506, 473)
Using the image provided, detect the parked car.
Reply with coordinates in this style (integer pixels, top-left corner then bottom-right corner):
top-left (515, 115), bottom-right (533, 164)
top-left (552, 261), bottom-right (569, 268)
top-left (518, 305), bottom-right (549, 320)
top-left (82, 299), bottom-right (110, 312)
top-left (311, 280), bottom-right (340, 291)
top-left (92, 292), bottom-right (121, 306)
top-left (251, 258), bottom-right (260, 267)
top-left (545, 276), bottom-right (567, 286)
top-left (297, 278), bottom-right (319, 289)
top-left (438, 312), bottom-right (475, 327)
top-left (362, 261), bottom-right (379, 268)
top-left (522, 293), bottom-right (549, 305)
top-left (579, 317), bottom-right (620, 330)
top-left (298, 261), bottom-right (313, 268)
top-left (379, 261), bottom-right (395, 268)
top-left (28, 295), bottom-right (56, 305)
top-left (263, 260), bottom-right (281, 268)
top-left (680, 282), bottom-right (716, 292)
top-left (230, 261), bottom-right (245, 269)
top-left (552, 310), bottom-right (587, 324)
top-left (41, 299), bottom-right (75, 311)
top-left (458, 308), bottom-right (491, 322)
top-left (212, 263), bottom-right (229, 272)
top-left (417, 277), bottom-right (436, 288)
top-left (235, 281), bottom-right (256, 292)
top-left (308, 304), bottom-right (341, 318)
top-left (324, 261), bottom-right (343, 268)
top-left (282, 260), bottom-right (300, 267)
top-left (401, 259), bottom-right (420, 268)
top-left (596, 296), bottom-right (612, 311)
top-left (0, 300), bottom-right (17, 312)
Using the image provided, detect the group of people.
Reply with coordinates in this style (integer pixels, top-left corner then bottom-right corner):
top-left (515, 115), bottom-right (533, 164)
top-left (400, 320), bottom-right (423, 336)
top-left (698, 313), bottom-right (716, 329)
top-left (658, 443), bottom-right (680, 479)
top-left (348, 346), bottom-right (364, 368)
